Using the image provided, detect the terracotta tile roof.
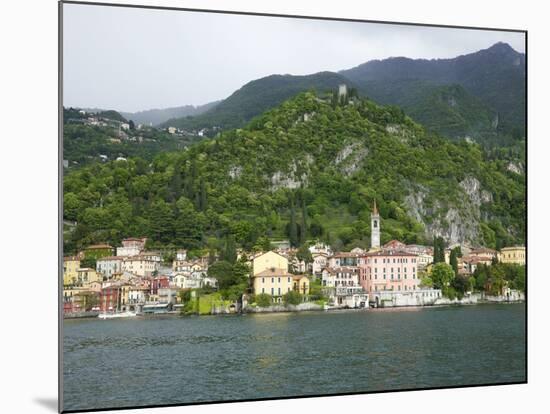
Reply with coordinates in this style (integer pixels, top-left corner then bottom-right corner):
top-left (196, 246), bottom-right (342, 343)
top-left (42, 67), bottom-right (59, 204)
top-left (362, 249), bottom-right (417, 257)
top-left (254, 268), bottom-right (292, 277)
top-left (97, 256), bottom-right (124, 261)
top-left (86, 244), bottom-right (113, 250)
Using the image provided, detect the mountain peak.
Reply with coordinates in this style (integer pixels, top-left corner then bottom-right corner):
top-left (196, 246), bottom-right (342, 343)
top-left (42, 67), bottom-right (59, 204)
top-left (483, 42), bottom-right (520, 56)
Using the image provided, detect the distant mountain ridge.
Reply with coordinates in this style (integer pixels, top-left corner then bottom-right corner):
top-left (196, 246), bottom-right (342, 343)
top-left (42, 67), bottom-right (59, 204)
top-left (120, 101), bottom-right (220, 126)
top-left (340, 42), bottom-right (525, 138)
top-left (160, 71), bottom-right (354, 132)
top-left (159, 42), bottom-right (524, 145)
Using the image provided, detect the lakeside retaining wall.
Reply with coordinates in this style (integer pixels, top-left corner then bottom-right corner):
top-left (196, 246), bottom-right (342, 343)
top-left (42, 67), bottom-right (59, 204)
top-left (245, 302), bottom-right (324, 313)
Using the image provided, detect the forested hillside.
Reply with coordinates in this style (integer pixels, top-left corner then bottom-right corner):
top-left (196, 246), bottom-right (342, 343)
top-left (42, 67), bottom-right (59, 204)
top-left (63, 92), bottom-right (525, 255)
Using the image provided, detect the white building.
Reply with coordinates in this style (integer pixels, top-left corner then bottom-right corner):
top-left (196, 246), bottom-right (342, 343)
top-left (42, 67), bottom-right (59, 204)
top-left (116, 237), bottom-right (147, 257)
top-left (311, 252), bottom-right (328, 276)
top-left (321, 267), bottom-right (360, 288)
top-left (96, 256), bottom-right (123, 279)
top-left (128, 288), bottom-right (148, 305)
top-left (122, 255), bottom-right (159, 277)
top-left (173, 273), bottom-right (202, 289)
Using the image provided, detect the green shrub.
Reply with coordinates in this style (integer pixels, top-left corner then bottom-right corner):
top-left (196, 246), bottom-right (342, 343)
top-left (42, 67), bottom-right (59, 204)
top-left (254, 293), bottom-right (272, 307)
top-left (283, 290), bottom-right (303, 305)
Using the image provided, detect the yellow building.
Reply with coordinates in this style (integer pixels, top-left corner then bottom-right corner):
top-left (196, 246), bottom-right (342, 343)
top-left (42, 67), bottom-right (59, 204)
top-left (293, 275), bottom-right (310, 295)
top-left (63, 256), bottom-right (80, 286)
top-left (63, 287), bottom-right (99, 313)
top-left (500, 246), bottom-right (526, 265)
top-left (77, 268), bottom-right (102, 287)
top-left (252, 251), bottom-right (288, 276)
top-left (253, 267), bottom-right (295, 303)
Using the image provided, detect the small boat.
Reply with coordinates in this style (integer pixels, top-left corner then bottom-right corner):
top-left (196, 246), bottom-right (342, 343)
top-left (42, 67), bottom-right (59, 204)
top-left (98, 311), bottom-right (137, 319)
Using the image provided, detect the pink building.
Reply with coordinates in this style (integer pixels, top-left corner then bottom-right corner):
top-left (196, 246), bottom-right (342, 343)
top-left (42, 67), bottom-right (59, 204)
top-left (358, 250), bottom-right (420, 293)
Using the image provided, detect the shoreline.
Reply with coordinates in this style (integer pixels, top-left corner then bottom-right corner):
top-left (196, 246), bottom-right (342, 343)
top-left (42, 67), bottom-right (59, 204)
top-left (63, 298), bottom-right (525, 320)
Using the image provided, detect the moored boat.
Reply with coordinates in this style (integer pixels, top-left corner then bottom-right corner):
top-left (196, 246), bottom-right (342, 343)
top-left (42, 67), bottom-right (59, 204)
top-left (98, 311), bottom-right (137, 319)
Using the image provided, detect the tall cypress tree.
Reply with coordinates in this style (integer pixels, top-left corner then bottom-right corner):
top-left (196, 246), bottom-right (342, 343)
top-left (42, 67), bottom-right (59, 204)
top-left (450, 248), bottom-right (459, 275)
top-left (300, 192), bottom-right (307, 245)
top-left (223, 235), bottom-right (237, 264)
top-left (199, 179), bottom-right (207, 211)
top-left (433, 236), bottom-right (446, 264)
top-left (289, 195), bottom-right (298, 248)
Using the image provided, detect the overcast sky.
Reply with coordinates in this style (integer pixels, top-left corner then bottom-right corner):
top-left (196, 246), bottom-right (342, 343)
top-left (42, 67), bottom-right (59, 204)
top-left (63, 3), bottom-right (526, 112)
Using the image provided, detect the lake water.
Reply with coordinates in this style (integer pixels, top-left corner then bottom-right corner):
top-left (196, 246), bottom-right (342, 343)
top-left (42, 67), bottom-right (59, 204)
top-left (63, 303), bottom-right (526, 411)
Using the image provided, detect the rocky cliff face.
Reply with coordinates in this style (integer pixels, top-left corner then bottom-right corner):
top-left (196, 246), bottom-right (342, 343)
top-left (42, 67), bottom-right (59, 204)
top-left (404, 176), bottom-right (494, 245)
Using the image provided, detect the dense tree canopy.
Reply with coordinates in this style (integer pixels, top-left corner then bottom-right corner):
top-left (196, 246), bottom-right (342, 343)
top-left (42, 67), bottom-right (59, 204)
top-left (63, 92), bottom-right (525, 256)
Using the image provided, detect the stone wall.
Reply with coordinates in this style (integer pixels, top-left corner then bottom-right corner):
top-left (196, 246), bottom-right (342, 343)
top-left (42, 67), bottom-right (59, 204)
top-left (245, 302), bottom-right (323, 313)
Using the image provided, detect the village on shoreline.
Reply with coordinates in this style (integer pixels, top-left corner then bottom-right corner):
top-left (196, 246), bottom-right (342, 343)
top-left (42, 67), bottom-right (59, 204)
top-left (63, 203), bottom-right (525, 319)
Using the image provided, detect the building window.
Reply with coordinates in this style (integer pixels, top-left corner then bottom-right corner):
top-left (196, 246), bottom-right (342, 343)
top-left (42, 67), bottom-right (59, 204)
top-left (271, 288), bottom-right (274, 295)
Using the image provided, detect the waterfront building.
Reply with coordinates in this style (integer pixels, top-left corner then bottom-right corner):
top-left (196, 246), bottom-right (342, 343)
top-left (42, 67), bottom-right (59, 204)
top-left (357, 250), bottom-right (420, 294)
top-left (96, 256), bottom-right (123, 279)
top-left (63, 287), bottom-right (98, 313)
top-left (63, 256), bottom-right (80, 286)
top-left (128, 287), bottom-right (148, 305)
top-left (252, 264), bottom-right (310, 302)
top-left (116, 237), bottom-right (147, 257)
top-left (321, 267), bottom-right (366, 308)
top-left (321, 267), bottom-right (360, 288)
top-left (99, 286), bottom-right (119, 312)
top-left (158, 288), bottom-right (179, 304)
top-left (253, 268), bottom-right (295, 302)
top-left (500, 246), bottom-right (526, 265)
top-left (252, 251), bottom-right (288, 276)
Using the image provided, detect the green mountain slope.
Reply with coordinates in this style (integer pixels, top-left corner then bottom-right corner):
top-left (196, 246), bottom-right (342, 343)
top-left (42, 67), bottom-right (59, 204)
top-left (64, 92), bottom-right (525, 255)
top-left (161, 71), bottom-right (354, 133)
top-left (361, 80), bottom-right (497, 140)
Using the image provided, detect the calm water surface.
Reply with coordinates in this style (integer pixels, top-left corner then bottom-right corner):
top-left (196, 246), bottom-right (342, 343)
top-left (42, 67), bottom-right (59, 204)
top-left (63, 304), bottom-right (525, 411)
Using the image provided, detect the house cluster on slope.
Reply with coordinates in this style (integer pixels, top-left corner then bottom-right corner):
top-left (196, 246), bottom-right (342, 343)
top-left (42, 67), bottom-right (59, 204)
top-left (63, 204), bottom-right (526, 316)
top-left (63, 237), bottom-right (216, 315)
